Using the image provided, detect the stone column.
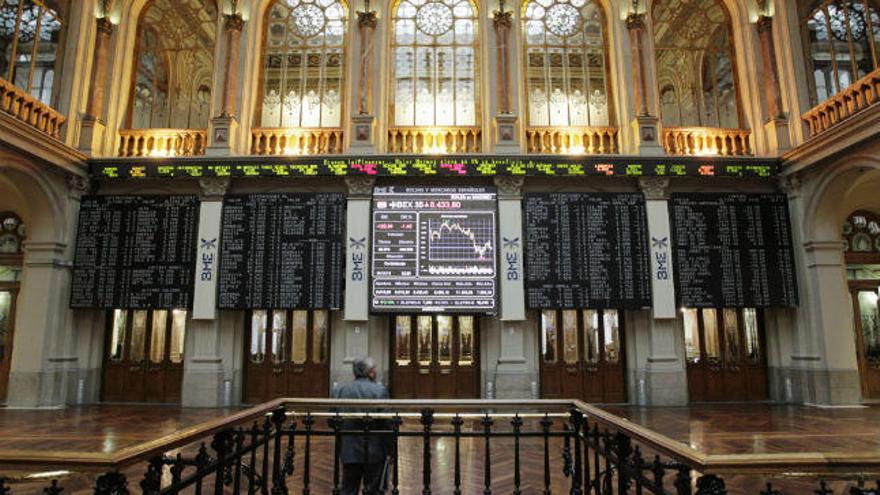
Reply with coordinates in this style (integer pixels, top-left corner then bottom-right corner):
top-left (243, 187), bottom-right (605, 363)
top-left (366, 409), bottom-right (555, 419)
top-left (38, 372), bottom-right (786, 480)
top-left (631, 177), bottom-right (687, 405)
top-left (207, 14), bottom-right (244, 157)
top-left (493, 3), bottom-right (519, 153)
top-left (78, 17), bottom-right (115, 155)
top-left (756, 15), bottom-right (790, 154)
top-left (181, 178), bottom-right (232, 407)
top-left (351, 9), bottom-right (378, 153)
top-left (625, 13), bottom-right (663, 155)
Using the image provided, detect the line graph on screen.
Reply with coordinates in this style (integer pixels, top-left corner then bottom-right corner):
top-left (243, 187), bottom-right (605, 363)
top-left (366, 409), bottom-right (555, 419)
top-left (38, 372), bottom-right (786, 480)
top-left (427, 215), bottom-right (495, 262)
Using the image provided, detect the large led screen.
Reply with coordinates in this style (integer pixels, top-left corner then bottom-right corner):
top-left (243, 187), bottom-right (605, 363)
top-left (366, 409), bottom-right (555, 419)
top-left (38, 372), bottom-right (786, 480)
top-left (371, 186), bottom-right (497, 313)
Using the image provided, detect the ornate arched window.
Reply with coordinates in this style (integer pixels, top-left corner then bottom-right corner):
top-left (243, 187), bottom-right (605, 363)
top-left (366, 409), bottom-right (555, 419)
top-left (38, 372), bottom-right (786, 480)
top-left (801, 0), bottom-right (880, 106)
top-left (129, 0), bottom-right (217, 129)
top-left (257, 0), bottom-right (348, 128)
top-left (390, 0), bottom-right (479, 127)
top-left (652, 0), bottom-right (741, 129)
top-left (0, 1), bottom-right (64, 106)
top-left (522, 0), bottom-right (610, 127)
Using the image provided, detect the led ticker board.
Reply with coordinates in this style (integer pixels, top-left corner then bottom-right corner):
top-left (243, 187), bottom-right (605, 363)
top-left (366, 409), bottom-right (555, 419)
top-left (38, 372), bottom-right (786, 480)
top-left (90, 155), bottom-right (779, 179)
top-left (371, 186), bottom-right (497, 313)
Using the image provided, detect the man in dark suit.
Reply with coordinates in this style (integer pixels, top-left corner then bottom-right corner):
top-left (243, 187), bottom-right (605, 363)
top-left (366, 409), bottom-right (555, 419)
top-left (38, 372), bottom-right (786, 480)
top-left (332, 356), bottom-right (391, 495)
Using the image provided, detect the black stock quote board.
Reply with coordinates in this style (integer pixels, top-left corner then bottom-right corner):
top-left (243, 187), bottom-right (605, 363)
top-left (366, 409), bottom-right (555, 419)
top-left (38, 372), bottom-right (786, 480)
top-left (371, 186), bottom-right (497, 313)
top-left (218, 194), bottom-right (345, 309)
top-left (523, 193), bottom-right (652, 309)
top-left (670, 193), bottom-right (798, 308)
top-left (70, 195), bottom-right (199, 309)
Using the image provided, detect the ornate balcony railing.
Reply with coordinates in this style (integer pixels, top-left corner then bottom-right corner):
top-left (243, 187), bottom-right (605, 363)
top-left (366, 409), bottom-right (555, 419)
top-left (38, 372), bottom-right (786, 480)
top-left (662, 127), bottom-right (752, 156)
top-left (802, 67), bottom-right (880, 138)
top-left (251, 127), bottom-right (344, 155)
top-left (0, 77), bottom-right (65, 140)
top-left (117, 129), bottom-right (207, 157)
top-left (2, 399), bottom-right (880, 494)
top-left (526, 126), bottom-right (619, 154)
top-left (387, 126), bottom-right (482, 153)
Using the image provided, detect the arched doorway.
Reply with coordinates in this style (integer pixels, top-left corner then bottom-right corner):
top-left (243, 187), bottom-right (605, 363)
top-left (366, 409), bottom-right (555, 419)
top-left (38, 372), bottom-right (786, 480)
top-left (842, 211), bottom-right (880, 400)
top-left (0, 212), bottom-right (25, 403)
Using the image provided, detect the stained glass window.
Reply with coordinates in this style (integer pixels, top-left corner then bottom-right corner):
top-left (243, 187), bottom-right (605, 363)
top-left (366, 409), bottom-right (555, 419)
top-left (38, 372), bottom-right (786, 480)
top-left (391, 0), bottom-right (479, 126)
top-left (0, 0), bottom-right (63, 106)
top-left (653, 0), bottom-right (741, 129)
top-left (522, 0), bottom-right (610, 126)
top-left (803, 0), bottom-right (880, 105)
top-left (258, 0), bottom-right (347, 128)
top-left (129, 0), bottom-right (216, 129)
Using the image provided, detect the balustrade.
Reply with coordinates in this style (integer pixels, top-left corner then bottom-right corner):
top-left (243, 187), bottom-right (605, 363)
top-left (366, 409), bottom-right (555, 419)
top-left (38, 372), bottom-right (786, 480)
top-left (117, 129), bottom-right (207, 157)
top-left (0, 77), bottom-right (65, 140)
top-left (251, 128), bottom-right (344, 155)
top-left (387, 127), bottom-right (482, 154)
top-left (802, 68), bottom-right (880, 139)
top-left (662, 127), bottom-right (752, 156)
top-left (526, 126), bottom-right (619, 154)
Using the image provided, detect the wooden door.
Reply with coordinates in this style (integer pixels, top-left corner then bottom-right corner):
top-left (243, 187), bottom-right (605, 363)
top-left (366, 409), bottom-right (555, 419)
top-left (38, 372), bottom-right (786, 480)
top-left (390, 315), bottom-right (479, 398)
top-left (851, 282), bottom-right (880, 400)
top-left (539, 309), bottom-right (626, 403)
top-left (0, 285), bottom-right (18, 403)
top-left (102, 309), bottom-right (187, 403)
top-left (243, 309), bottom-right (331, 404)
top-left (684, 308), bottom-right (768, 402)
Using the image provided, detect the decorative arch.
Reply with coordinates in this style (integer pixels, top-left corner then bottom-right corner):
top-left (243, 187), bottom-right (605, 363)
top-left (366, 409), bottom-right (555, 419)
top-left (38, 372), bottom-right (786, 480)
top-left (521, 0), bottom-right (612, 127)
top-left (804, 155), bottom-right (880, 242)
top-left (255, 0), bottom-right (348, 129)
top-left (799, 0), bottom-right (880, 106)
top-left (127, 0), bottom-right (218, 129)
top-left (389, 0), bottom-right (480, 127)
top-left (652, 0), bottom-right (743, 129)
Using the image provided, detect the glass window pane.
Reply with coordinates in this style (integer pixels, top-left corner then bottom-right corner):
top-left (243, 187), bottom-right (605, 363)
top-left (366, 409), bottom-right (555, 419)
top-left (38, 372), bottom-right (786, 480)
top-left (169, 310), bottom-right (187, 364)
top-left (250, 310), bottom-right (268, 364)
top-left (583, 310), bottom-right (599, 364)
top-left (541, 310), bottom-right (557, 363)
top-left (312, 310), bottom-right (328, 364)
top-left (437, 315), bottom-right (452, 366)
top-left (603, 310), bottom-right (620, 364)
top-left (723, 309), bottom-right (740, 363)
top-left (743, 308), bottom-right (760, 363)
top-left (417, 315), bottom-right (432, 366)
top-left (458, 316), bottom-right (475, 366)
top-left (149, 310), bottom-right (167, 364)
top-left (130, 310), bottom-right (148, 362)
top-left (858, 291), bottom-right (880, 363)
top-left (562, 310), bottom-right (578, 364)
top-left (272, 310), bottom-right (287, 364)
top-left (291, 310), bottom-right (308, 365)
top-left (396, 316), bottom-right (412, 365)
top-left (683, 308), bottom-right (701, 363)
top-left (702, 309), bottom-right (720, 360)
top-left (109, 309), bottom-right (127, 362)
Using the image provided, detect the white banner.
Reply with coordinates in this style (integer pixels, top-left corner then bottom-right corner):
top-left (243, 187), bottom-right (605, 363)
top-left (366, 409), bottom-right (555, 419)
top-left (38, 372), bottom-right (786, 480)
top-left (645, 199), bottom-right (676, 319)
top-left (498, 198), bottom-right (525, 321)
top-left (192, 201), bottom-right (222, 320)
top-left (344, 197), bottom-right (370, 321)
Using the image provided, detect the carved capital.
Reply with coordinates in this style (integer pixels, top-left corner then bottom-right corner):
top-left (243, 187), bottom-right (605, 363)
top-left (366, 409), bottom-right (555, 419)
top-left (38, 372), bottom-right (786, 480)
top-left (345, 175), bottom-right (376, 197)
top-left (756, 14), bottom-right (773, 34)
top-left (778, 174), bottom-right (802, 196)
top-left (493, 10), bottom-right (512, 29)
top-left (68, 174), bottom-right (91, 200)
top-left (494, 175), bottom-right (524, 198)
top-left (199, 177), bottom-right (231, 199)
top-left (638, 176), bottom-right (670, 200)
top-left (358, 10), bottom-right (378, 29)
top-left (625, 12), bottom-right (645, 31)
top-left (224, 13), bottom-right (244, 32)
top-left (95, 16), bottom-right (115, 36)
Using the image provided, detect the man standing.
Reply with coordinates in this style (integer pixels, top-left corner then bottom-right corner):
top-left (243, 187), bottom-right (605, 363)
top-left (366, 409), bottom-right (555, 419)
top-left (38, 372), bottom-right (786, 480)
top-left (332, 357), bottom-right (391, 495)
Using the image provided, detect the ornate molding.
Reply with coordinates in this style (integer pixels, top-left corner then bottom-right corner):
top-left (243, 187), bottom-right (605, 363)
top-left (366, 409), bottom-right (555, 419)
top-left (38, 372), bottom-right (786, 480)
top-left (95, 16), bottom-right (115, 36)
top-left (625, 12), bottom-right (645, 31)
top-left (345, 175), bottom-right (376, 197)
top-left (199, 177), bottom-right (231, 199)
top-left (492, 10), bottom-right (512, 29)
top-left (756, 14), bottom-right (773, 33)
top-left (638, 176), bottom-right (670, 200)
top-left (494, 175), bottom-right (524, 198)
top-left (68, 174), bottom-right (91, 200)
top-left (224, 13), bottom-right (244, 32)
top-left (778, 174), bottom-right (802, 196)
top-left (357, 10), bottom-right (378, 29)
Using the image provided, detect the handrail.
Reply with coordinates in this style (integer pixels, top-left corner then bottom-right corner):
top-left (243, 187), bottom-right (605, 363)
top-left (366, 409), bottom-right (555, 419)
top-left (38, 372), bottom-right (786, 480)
top-left (2, 398), bottom-right (880, 477)
top-left (802, 67), bottom-right (880, 138)
top-left (0, 76), bottom-right (65, 140)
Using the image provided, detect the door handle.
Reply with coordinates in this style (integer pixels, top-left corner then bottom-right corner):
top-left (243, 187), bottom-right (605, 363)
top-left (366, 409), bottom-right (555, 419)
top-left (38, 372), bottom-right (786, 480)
top-left (419, 368), bottom-right (430, 375)
top-left (439, 369), bottom-right (452, 375)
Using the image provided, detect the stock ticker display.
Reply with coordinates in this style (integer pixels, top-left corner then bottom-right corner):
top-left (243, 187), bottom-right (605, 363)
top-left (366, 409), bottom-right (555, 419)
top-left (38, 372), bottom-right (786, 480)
top-left (371, 186), bottom-right (498, 313)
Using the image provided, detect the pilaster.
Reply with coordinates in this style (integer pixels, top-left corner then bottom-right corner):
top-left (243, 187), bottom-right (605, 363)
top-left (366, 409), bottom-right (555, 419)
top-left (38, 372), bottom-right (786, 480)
top-left (78, 16), bottom-right (115, 155)
top-left (207, 14), bottom-right (244, 157)
top-left (625, 13), bottom-right (663, 156)
top-left (351, 10), bottom-right (379, 153)
top-left (756, 15), bottom-right (790, 154)
top-left (492, 6), bottom-right (520, 153)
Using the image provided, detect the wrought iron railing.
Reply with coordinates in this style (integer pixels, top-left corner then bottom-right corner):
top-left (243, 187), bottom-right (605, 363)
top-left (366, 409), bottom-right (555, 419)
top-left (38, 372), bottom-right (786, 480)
top-left (1, 399), bottom-right (879, 494)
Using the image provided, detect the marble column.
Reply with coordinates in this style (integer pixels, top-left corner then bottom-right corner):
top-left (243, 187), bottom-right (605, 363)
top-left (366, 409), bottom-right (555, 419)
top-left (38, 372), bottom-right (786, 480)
top-left (625, 13), bottom-right (663, 155)
top-left (493, 4), bottom-right (519, 153)
top-left (351, 9), bottom-right (378, 153)
top-left (78, 17), bottom-right (114, 155)
top-left (756, 15), bottom-right (790, 153)
top-left (207, 14), bottom-right (244, 157)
